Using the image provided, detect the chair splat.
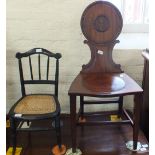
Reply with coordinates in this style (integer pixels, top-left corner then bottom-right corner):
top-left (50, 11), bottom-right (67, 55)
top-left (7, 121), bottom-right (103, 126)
top-left (29, 56), bottom-right (33, 80)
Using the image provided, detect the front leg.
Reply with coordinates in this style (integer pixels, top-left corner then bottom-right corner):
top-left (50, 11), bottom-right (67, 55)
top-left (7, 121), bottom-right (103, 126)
top-left (10, 117), bottom-right (17, 155)
top-left (70, 95), bottom-right (77, 153)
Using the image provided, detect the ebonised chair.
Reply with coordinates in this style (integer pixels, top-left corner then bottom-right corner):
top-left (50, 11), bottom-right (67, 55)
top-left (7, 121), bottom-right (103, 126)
top-left (8, 48), bottom-right (62, 155)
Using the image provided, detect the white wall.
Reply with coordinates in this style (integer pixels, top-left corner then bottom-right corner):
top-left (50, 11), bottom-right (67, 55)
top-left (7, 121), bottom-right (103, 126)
top-left (6, 0), bottom-right (145, 113)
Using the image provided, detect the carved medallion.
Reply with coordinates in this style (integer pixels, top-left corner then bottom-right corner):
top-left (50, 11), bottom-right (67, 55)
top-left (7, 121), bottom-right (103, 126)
top-left (93, 15), bottom-right (110, 32)
top-left (81, 1), bottom-right (123, 44)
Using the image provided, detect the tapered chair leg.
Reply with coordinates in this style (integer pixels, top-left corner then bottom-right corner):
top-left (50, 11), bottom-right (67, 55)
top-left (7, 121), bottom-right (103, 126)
top-left (52, 116), bottom-right (66, 155)
top-left (10, 117), bottom-right (17, 155)
top-left (52, 115), bottom-right (67, 155)
top-left (55, 116), bottom-right (62, 149)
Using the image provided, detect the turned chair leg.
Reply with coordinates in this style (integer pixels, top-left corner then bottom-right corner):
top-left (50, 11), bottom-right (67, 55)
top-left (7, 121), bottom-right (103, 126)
top-left (10, 117), bottom-right (17, 155)
top-left (55, 115), bottom-right (62, 149)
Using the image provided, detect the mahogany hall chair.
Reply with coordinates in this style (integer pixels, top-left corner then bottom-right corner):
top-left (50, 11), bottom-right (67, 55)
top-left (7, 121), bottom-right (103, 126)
top-left (8, 48), bottom-right (63, 155)
top-left (68, 1), bottom-right (143, 153)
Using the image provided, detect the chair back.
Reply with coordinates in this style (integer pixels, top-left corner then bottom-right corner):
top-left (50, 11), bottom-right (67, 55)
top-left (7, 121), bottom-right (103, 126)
top-left (16, 48), bottom-right (61, 97)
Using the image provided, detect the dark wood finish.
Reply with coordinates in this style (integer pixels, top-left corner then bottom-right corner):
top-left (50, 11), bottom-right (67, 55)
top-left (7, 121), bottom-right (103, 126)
top-left (6, 115), bottom-right (149, 155)
top-left (77, 120), bottom-right (131, 126)
top-left (81, 1), bottom-right (123, 44)
top-left (70, 95), bottom-right (77, 153)
top-left (80, 1), bottom-right (123, 74)
top-left (16, 48), bottom-right (61, 97)
top-left (16, 48), bottom-right (61, 58)
top-left (81, 40), bottom-right (123, 74)
top-left (77, 110), bottom-right (133, 126)
top-left (8, 48), bottom-right (62, 155)
top-left (81, 73), bottom-right (125, 92)
top-left (18, 58), bottom-right (25, 96)
top-left (69, 73), bottom-right (142, 97)
top-left (80, 96), bottom-right (84, 119)
top-left (69, 73), bottom-right (143, 152)
top-left (140, 49), bottom-right (149, 140)
top-left (38, 54), bottom-right (41, 80)
top-left (82, 100), bottom-right (119, 104)
top-left (68, 1), bottom-right (143, 153)
top-left (118, 96), bottom-right (123, 117)
top-left (23, 80), bottom-right (56, 85)
top-left (29, 56), bottom-right (33, 80)
top-left (46, 56), bottom-right (49, 80)
top-left (133, 93), bottom-right (142, 150)
top-left (55, 59), bottom-right (59, 97)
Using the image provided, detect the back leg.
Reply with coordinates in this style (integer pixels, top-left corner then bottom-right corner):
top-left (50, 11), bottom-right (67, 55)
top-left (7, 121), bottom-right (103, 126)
top-left (118, 96), bottom-right (123, 118)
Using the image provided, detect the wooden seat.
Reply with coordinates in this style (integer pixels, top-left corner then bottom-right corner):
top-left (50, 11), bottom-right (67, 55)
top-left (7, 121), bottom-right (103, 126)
top-left (8, 48), bottom-right (64, 155)
top-left (68, 1), bottom-right (143, 153)
top-left (69, 73), bottom-right (142, 96)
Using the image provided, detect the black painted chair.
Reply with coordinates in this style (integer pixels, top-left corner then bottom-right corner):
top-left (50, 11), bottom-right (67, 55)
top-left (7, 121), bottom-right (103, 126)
top-left (8, 48), bottom-right (63, 155)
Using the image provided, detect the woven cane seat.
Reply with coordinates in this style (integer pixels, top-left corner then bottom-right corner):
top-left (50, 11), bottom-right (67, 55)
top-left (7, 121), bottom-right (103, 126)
top-left (14, 95), bottom-right (56, 114)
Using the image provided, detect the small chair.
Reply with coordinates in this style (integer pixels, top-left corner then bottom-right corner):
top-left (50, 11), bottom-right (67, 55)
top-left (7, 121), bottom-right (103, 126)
top-left (8, 48), bottom-right (65, 155)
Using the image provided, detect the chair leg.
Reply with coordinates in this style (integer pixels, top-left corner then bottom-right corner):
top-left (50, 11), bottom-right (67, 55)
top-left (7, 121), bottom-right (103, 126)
top-left (80, 96), bottom-right (84, 119)
top-left (118, 96), bottom-right (123, 118)
top-left (27, 120), bottom-right (30, 126)
top-left (55, 115), bottom-right (62, 149)
top-left (28, 131), bottom-right (32, 148)
top-left (10, 117), bottom-right (17, 155)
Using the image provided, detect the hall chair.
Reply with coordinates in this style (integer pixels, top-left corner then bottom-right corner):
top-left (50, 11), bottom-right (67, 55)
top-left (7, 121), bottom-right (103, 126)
top-left (68, 1), bottom-right (143, 153)
top-left (8, 48), bottom-right (66, 155)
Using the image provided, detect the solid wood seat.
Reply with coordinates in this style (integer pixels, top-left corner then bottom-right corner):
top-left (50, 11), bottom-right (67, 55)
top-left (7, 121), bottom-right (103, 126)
top-left (69, 73), bottom-right (142, 96)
